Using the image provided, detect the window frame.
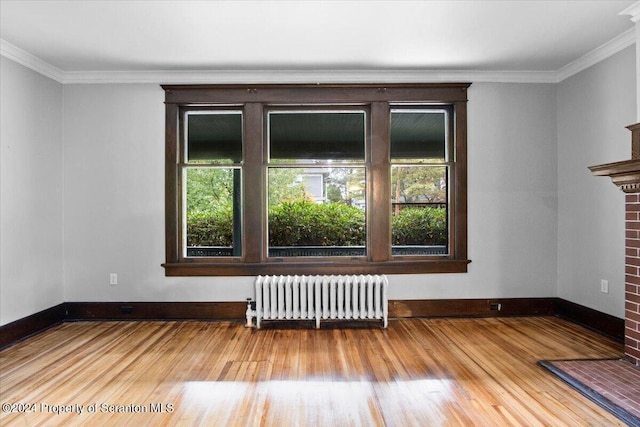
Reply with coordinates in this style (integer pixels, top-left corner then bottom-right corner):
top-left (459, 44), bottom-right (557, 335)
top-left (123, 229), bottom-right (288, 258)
top-left (162, 84), bottom-right (471, 276)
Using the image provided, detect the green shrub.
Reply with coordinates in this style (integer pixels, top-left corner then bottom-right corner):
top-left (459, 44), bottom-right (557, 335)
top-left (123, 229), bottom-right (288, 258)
top-left (186, 203), bottom-right (446, 248)
top-left (268, 201), bottom-right (365, 246)
top-left (186, 209), bottom-right (233, 247)
top-left (392, 207), bottom-right (447, 246)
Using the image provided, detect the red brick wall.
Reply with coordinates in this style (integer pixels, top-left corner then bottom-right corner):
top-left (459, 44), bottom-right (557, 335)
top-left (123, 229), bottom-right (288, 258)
top-left (625, 193), bottom-right (640, 366)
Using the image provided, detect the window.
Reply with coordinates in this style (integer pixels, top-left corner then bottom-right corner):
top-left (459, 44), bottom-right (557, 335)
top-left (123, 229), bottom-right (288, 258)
top-left (267, 109), bottom-right (367, 258)
top-left (184, 110), bottom-right (242, 257)
top-left (390, 108), bottom-right (450, 256)
top-left (162, 84), bottom-right (470, 276)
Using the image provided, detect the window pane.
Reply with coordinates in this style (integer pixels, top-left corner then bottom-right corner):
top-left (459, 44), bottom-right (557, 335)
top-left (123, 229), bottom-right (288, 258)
top-left (185, 167), bottom-right (241, 257)
top-left (268, 167), bottom-right (366, 257)
top-left (187, 112), bottom-right (242, 164)
top-left (391, 166), bottom-right (448, 255)
top-left (269, 111), bottom-right (365, 162)
top-left (391, 110), bottom-right (446, 162)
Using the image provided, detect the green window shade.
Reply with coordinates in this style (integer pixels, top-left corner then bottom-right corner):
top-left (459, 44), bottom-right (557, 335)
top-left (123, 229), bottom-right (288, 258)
top-left (187, 112), bottom-right (242, 163)
top-left (391, 110), bottom-right (446, 162)
top-left (269, 112), bottom-right (365, 161)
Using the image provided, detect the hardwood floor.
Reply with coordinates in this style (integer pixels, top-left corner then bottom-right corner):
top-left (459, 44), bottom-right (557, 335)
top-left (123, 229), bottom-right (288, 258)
top-left (0, 317), bottom-right (625, 426)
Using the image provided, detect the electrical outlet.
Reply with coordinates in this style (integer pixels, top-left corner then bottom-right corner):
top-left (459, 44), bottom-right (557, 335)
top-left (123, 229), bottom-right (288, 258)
top-left (110, 273), bottom-right (118, 286)
top-left (600, 279), bottom-right (609, 294)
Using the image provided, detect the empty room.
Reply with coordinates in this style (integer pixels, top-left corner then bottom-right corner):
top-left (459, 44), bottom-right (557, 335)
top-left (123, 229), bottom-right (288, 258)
top-left (1, 1), bottom-right (640, 425)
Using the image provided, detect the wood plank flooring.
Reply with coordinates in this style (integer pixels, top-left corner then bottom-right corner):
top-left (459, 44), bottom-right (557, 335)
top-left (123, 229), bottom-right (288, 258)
top-left (0, 317), bottom-right (625, 426)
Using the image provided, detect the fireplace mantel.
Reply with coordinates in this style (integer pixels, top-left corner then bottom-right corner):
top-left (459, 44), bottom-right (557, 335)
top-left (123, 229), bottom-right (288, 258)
top-left (589, 123), bottom-right (640, 192)
top-left (589, 158), bottom-right (640, 192)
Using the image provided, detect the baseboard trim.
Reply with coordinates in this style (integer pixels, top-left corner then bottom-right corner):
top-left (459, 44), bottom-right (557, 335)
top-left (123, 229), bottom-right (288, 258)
top-left (389, 297), bottom-right (556, 318)
top-left (65, 298), bottom-right (558, 322)
top-left (0, 298), bottom-right (625, 349)
top-left (554, 299), bottom-right (625, 342)
top-left (0, 304), bottom-right (66, 350)
top-left (65, 301), bottom-right (246, 321)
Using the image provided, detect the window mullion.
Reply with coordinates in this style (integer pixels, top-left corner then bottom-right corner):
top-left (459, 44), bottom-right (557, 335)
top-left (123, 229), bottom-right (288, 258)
top-left (243, 102), bottom-right (264, 263)
top-left (370, 102), bottom-right (391, 262)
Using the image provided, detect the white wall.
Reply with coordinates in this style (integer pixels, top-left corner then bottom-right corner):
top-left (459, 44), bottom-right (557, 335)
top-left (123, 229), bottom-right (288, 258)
top-left (62, 84), bottom-right (250, 302)
top-left (557, 46), bottom-right (637, 318)
top-left (61, 82), bottom-right (559, 302)
top-left (0, 57), bottom-right (64, 325)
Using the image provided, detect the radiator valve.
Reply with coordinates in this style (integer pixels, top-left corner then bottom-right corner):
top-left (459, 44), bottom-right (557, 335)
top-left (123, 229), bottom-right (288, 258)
top-left (245, 298), bottom-right (256, 328)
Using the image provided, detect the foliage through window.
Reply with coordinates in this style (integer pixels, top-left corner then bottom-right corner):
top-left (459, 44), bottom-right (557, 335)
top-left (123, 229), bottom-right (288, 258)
top-left (267, 110), bottom-right (367, 257)
top-left (162, 84), bottom-right (470, 276)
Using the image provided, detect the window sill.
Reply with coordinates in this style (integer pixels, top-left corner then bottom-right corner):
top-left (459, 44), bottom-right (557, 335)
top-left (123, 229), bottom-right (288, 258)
top-left (162, 259), bottom-right (471, 276)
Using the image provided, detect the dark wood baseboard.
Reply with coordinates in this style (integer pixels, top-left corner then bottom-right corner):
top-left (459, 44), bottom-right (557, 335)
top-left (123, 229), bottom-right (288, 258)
top-left (65, 301), bottom-right (246, 321)
top-left (65, 298), bottom-right (557, 322)
top-left (554, 299), bottom-right (625, 342)
top-left (0, 304), bottom-right (66, 350)
top-left (389, 297), bottom-right (556, 318)
top-left (0, 298), bottom-right (625, 349)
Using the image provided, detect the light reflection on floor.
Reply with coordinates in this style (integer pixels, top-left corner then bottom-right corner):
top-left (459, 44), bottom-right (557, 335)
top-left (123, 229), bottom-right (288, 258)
top-left (184, 378), bottom-right (452, 424)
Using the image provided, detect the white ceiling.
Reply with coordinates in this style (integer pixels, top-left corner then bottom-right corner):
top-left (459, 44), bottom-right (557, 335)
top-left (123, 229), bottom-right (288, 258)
top-left (0, 0), bottom-right (637, 84)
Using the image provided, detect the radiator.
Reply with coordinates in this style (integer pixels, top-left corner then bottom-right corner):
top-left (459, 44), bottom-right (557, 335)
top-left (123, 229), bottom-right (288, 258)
top-left (246, 274), bottom-right (389, 329)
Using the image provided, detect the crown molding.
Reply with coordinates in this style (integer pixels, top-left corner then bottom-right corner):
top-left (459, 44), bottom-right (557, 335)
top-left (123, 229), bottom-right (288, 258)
top-left (621, 1), bottom-right (640, 23)
top-left (0, 27), bottom-right (635, 85)
top-left (0, 39), bottom-right (64, 82)
top-left (555, 27), bottom-right (636, 82)
top-left (57, 69), bottom-right (558, 85)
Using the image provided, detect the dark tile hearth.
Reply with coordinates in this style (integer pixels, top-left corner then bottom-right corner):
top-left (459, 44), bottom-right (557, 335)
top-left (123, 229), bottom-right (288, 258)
top-left (539, 358), bottom-right (640, 426)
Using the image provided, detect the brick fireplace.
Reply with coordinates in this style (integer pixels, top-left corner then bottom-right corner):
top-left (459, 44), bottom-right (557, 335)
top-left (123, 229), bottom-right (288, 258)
top-left (624, 192), bottom-right (640, 365)
top-left (590, 122), bottom-right (640, 366)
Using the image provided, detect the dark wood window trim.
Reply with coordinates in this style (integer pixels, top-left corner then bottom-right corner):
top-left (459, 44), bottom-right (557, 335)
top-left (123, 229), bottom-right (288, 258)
top-left (162, 84), bottom-right (471, 276)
